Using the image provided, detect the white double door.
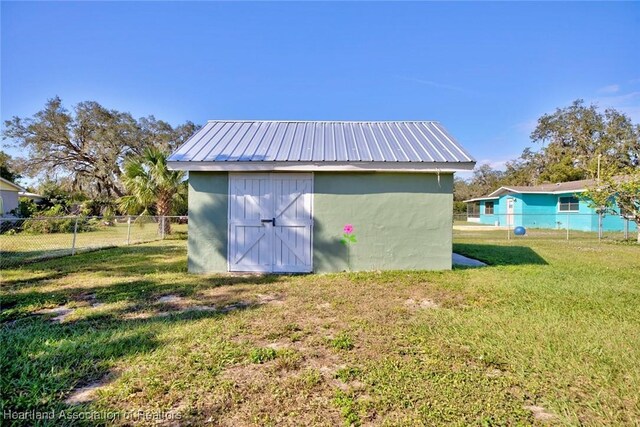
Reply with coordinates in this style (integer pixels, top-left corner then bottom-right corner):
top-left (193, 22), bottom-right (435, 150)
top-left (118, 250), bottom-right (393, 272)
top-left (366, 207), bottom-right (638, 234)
top-left (228, 173), bottom-right (313, 273)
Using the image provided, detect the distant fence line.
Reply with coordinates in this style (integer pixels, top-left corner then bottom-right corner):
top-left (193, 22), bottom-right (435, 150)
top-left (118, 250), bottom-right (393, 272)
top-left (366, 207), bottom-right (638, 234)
top-left (0, 215), bottom-right (187, 268)
top-left (1, 213), bottom-right (637, 269)
top-left (454, 213), bottom-right (637, 242)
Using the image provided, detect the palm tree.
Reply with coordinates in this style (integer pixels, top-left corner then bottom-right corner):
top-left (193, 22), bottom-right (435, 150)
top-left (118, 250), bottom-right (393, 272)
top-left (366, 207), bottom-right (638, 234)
top-left (119, 148), bottom-right (186, 235)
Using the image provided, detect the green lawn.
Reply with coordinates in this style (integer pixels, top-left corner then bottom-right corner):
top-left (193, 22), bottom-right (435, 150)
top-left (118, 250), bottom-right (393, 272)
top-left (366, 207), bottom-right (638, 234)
top-left (453, 225), bottom-right (633, 242)
top-left (1, 237), bottom-right (639, 426)
top-left (0, 222), bottom-right (187, 268)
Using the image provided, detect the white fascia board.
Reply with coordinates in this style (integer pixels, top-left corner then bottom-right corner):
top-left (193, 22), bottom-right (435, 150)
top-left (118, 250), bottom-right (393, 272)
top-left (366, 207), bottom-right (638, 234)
top-left (514, 189), bottom-right (587, 195)
top-left (167, 161), bottom-right (475, 173)
top-left (486, 187), bottom-right (510, 197)
top-left (549, 189), bottom-right (586, 194)
top-left (463, 196), bottom-right (500, 203)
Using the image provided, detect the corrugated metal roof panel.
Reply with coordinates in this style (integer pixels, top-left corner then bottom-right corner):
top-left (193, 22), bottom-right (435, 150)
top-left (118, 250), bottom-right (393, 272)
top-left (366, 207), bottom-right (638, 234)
top-left (168, 120), bottom-right (475, 167)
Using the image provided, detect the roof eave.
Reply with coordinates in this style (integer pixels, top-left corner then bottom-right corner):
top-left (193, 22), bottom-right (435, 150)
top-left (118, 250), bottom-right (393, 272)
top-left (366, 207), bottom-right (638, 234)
top-left (463, 196), bottom-right (500, 203)
top-left (0, 177), bottom-right (26, 192)
top-left (167, 160), bottom-right (476, 173)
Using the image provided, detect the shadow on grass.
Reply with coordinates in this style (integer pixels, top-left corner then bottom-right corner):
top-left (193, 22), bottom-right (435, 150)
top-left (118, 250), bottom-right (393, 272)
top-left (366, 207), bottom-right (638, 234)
top-left (0, 241), bottom-right (280, 417)
top-left (0, 304), bottom-right (252, 418)
top-left (0, 247), bottom-right (76, 269)
top-left (4, 243), bottom-right (188, 278)
top-left (453, 243), bottom-right (548, 266)
top-left (1, 243), bottom-right (283, 322)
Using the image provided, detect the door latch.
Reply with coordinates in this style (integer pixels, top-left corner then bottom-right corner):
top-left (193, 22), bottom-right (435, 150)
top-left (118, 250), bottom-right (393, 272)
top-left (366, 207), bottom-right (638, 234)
top-left (261, 218), bottom-right (276, 226)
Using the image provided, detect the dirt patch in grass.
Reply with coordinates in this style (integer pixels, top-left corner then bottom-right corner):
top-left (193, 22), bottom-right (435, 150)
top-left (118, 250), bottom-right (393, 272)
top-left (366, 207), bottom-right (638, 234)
top-left (112, 291), bottom-right (287, 321)
top-left (35, 306), bottom-right (74, 323)
top-left (256, 293), bottom-right (285, 305)
top-left (217, 351), bottom-right (343, 426)
top-left (524, 405), bottom-right (556, 421)
top-left (404, 298), bottom-right (439, 309)
top-left (122, 311), bottom-right (157, 320)
top-left (157, 294), bottom-right (183, 304)
top-left (65, 376), bottom-right (115, 405)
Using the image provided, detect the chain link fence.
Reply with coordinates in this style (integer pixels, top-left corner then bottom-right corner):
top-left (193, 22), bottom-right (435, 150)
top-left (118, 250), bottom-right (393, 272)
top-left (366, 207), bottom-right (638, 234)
top-left (0, 216), bottom-right (187, 268)
top-left (454, 213), bottom-right (638, 242)
top-left (2, 213), bottom-right (637, 269)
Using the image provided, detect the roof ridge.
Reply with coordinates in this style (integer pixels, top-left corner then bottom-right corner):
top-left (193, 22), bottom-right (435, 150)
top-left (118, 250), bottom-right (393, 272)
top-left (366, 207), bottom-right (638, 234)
top-left (206, 120), bottom-right (442, 124)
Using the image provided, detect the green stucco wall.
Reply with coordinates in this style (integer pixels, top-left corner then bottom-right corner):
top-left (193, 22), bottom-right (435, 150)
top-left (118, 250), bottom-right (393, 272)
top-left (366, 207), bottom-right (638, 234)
top-left (187, 171), bottom-right (454, 273)
top-left (313, 172), bottom-right (453, 272)
top-left (188, 172), bottom-right (228, 273)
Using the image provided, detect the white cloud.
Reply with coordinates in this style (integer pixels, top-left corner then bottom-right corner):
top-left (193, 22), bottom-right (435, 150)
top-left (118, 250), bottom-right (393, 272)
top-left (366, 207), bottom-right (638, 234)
top-left (399, 76), bottom-right (466, 93)
top-left (512, 119), bottom-right (537, 134)
top-left (593, 91), bottom-right (640, 122)
top-left (455, 158), bottom-right (513, 179)
top-left (476, 159), bottom-right (510, 170)
top-left (597, 84), bottom-right (620, 94)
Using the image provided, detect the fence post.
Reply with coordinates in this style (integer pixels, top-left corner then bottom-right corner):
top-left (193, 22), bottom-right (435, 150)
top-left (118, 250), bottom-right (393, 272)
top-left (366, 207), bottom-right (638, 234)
top-left (71, 217), bottom-right (79, 255)
top-left (566, 214), bottom-right (569, 241)
top-left (598, 212), bottom-right (603, 241)
top-left (126, 216), bottom-right (132, 245)
top-left (624, 218), bottom-right (629, 240)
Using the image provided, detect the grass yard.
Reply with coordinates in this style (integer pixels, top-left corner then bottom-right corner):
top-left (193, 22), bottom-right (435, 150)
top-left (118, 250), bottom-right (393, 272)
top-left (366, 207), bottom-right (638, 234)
top-left (0, 222), bottom-right (187, 268)
top-left (1, 237), bottom-right (639, 426)
top-left (453, 225), bottom-right (632, 243)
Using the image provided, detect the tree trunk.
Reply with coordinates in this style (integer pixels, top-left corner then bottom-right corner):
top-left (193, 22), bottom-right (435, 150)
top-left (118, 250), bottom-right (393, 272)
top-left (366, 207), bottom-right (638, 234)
top-left (156, 194), bottom-right (172, 236)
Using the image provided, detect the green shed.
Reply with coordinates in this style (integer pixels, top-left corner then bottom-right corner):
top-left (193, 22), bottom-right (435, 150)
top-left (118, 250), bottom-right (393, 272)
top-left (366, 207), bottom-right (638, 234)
top-left (168, 121), bottom-right (475, 273)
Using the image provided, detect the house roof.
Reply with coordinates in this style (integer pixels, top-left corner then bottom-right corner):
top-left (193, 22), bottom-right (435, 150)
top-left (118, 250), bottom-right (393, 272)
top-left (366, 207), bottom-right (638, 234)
top-left (489, 178), bottom-right (596, 196)
top-left (18, 191), bottom-right (43, 200)
top-left (0, 177), bottom-right (26, 192)
top-left (167, 121), bottom-right (475, 172)
top-left (464, 178), bottom-right (597, 203)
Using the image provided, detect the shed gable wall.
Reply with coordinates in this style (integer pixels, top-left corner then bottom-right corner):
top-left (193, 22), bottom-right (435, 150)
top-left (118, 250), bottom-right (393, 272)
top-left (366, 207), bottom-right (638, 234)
top-left (188, 171), bottom-right (454, 273)
top-left (313, 172), bottom-right (453, 272)
top-left (188, 172), bottom-right (229, 273)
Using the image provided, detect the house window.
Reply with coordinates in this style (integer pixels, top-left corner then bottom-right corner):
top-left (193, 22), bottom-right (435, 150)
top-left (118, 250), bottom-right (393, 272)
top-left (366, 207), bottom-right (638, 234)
top-left (485, 202), bottom-right (494, 215)
top-left (467, 202), bottom-right (480, 218)
top-left (558, 196), bottom-right (579, 212)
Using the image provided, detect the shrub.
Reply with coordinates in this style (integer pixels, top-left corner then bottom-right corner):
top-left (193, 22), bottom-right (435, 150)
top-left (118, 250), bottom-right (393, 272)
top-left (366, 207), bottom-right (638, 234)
top-left (11, 198), bottom-right (38, 218)
top-left (0, 221), bottom-right (20, 235)
top-left (22, 206), bottom-right (97, 234)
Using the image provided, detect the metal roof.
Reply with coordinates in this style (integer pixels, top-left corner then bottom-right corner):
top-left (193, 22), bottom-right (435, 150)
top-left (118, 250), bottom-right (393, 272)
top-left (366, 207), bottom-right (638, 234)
top-left (465, 178), bottom-right (604, 202)
top-left (168, 121), bottom-right (475, 172)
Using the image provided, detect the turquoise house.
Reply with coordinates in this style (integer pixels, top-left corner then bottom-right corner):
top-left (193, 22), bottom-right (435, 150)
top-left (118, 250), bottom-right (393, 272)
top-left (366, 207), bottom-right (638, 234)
top-left (464, 178), bottom-right (636, 233)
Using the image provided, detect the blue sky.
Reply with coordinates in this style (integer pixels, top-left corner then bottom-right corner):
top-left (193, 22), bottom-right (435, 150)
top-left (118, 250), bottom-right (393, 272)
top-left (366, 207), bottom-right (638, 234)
top-left (2, 1), bottom-right (639, 176)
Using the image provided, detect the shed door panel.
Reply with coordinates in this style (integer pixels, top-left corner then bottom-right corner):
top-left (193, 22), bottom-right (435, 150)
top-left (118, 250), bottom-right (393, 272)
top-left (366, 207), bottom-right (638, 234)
top-left (228, 173), bottom-right (312, 273)
top-left (229, 174), bottom-right (273, 272)
top-left (272, 175), bottom-right (313, 273)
